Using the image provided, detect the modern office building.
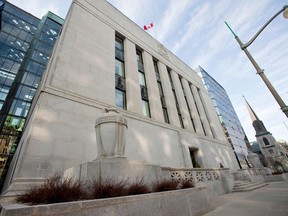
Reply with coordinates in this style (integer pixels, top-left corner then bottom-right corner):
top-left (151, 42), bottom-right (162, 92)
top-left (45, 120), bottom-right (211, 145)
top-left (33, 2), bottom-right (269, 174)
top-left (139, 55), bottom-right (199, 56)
top-left (0, 1), bottom-right (63, 189)
top-left (2, 0), bottom-right (240, 194)
top-left (196, 66), bottom-right (250, 168)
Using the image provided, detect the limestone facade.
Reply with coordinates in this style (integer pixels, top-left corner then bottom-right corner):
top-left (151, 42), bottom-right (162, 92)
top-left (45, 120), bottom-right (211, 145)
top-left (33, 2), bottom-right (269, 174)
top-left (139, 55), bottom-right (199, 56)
top-left (2, 0), bottom-right (239, 193)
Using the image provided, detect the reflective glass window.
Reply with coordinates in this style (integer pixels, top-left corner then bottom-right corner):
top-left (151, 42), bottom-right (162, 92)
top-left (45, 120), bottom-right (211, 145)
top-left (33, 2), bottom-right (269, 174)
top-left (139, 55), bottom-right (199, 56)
top-left (35, 41), bottom-right (51, 54)
top-left (115, 37), bottom-right (123, 50)
top-left (115, 89), bottom-right (125, 109)
top-left (138, 72), bottom-right (146, 86)
top-left (1, 58), bottom-right (13, 70)
top-left (9, 100), bottom-right (30, 117)
top-left (141, 100), bottom-right (150, 117)
top-left (21, 72), bottom-right (36, 86)
top-left (45, 18), bottom-right (62, 31)
top-left (0, 71), bottom-right (15, 86)
top-left (115, 59), bottom-right (124, 77)
top-left (18, 30), bottom-right (28, 41)
top-left (15, 85), bottom-right (35, 101)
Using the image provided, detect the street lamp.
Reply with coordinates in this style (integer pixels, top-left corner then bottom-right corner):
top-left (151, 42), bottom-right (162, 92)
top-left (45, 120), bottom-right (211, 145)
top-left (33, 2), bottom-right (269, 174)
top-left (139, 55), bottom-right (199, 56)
top-left (225, 5), bottom-right (288, 118)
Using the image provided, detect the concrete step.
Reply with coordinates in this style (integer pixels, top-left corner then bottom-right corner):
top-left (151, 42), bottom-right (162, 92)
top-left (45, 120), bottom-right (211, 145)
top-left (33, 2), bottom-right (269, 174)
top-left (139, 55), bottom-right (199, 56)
top-left (232, 182), bottom-right (269, 192)
top-left (233, 181), bottom-right (263, 188)
top-left (233, 181), bottom-right (254, 187)
top-left (265, 175), bottom-right (284, 182)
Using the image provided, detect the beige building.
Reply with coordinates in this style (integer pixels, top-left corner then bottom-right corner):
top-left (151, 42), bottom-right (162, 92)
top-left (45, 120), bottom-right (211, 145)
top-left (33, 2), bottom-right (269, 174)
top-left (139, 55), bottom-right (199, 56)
top-left (2, 0), bottom-right (239, 193)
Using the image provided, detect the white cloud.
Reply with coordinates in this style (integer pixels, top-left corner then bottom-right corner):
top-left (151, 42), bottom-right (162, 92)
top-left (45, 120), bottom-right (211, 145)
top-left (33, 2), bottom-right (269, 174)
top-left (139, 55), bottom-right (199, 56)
top-left (7, 0), bottom-right (288, 142)
top-left (155, 0), bottom-right (195, 43)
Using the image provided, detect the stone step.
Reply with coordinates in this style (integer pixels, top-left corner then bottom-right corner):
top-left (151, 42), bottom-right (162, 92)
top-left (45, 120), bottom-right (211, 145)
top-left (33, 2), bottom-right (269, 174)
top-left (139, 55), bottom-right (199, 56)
top-left (265, 175), bottom-right (284, 182)
top-left (233, 181), bottom-right (262, 188)
top-left (232, 183), bottom-right (269, 192)
top-left (233, 181), bottom-right (254, 187)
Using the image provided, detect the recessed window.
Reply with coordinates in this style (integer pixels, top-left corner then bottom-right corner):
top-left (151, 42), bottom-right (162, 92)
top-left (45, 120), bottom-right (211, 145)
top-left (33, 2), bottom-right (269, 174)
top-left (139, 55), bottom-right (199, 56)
top-left (263, 138), bottom-right (270, 146)
top-left (141, 100), bottom-right (150, 117)
top-left (115, 36), bottom-right (126, 109)
top-left (115, 89), bottom-right (126, 109)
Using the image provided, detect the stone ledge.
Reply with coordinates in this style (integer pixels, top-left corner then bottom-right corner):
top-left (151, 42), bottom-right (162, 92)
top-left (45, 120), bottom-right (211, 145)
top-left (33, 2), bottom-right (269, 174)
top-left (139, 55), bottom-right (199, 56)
top-left (0, 187), bottom-right (215, 216)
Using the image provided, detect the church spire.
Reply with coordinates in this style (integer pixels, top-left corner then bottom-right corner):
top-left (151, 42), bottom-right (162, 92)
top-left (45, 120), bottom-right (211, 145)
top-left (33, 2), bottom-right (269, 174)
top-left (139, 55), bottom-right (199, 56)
top-left (244, 96), bottom-right (260, 122)
top-left (244, 97), bottom-right (269, 137)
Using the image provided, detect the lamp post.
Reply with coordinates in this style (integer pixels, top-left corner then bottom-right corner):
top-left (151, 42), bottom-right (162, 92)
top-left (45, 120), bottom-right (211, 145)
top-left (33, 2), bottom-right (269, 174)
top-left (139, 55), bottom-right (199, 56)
top-left (225, 5), bottom-right (288, 118)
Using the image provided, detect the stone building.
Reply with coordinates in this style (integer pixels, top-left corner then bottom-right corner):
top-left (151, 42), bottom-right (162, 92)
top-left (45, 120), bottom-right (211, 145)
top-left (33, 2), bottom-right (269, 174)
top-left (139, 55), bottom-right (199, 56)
top-left (245, 98), bottom-right (288, 172)
top-left (2, 0), bottom-right (239, 194)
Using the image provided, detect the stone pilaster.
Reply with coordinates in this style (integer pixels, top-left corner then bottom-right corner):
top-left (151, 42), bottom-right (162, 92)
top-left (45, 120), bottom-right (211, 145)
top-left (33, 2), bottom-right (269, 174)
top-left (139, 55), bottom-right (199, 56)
top-left (158, 62), bottom-right (180, 127)
top-left (182, 79), bottom-right (204, 134)
top-left (171, 70), bottom-right (193, 130)
top-left (191, 85), bottom-right (213, 137)
top-left (124, 39), bottom-right (142, 114)
top-left (142, 51), bottom-right (163, 121)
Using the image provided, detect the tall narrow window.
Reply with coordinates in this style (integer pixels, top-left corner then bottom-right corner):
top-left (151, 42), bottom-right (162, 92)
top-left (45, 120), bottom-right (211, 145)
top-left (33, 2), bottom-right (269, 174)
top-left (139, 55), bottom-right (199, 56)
top-left (197, 87), bottom-right (215, 138)
top-left (154, 60), bottom-right (169, 123)
top-left (179, 76), bottom-right (195, 131)
top-left (168, 68), bottom-right (184, 128)
top-left (190, 84), bottom-right (206, 135)
top-left (115, 36), bottom-right (126, 109)
top-left (137, 49), bottom-right (150, 117)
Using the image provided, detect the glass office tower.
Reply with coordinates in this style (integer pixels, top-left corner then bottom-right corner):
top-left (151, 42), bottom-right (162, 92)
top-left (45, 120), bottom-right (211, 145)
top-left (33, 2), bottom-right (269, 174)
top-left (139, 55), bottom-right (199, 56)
top-left (196, 66), bottom-right (250, 168)
top-left (0, 1), bottom-right (63, 189)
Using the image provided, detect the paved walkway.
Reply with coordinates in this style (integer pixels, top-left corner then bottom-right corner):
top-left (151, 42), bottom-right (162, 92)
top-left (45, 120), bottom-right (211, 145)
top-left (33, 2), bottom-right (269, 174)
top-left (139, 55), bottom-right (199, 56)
top-left (203, 181), bottom-right (288, 216)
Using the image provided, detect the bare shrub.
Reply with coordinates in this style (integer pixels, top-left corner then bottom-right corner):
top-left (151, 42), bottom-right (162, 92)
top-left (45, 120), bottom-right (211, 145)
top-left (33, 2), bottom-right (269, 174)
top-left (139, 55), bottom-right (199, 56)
top-left (16, 174), bottom-right (86, 205)
top-left (152, 179), bottom-right (178, 192)
top-left (180, 180), bottom-right (194, 189)
top-left (126, 179), bottom-right (150, 195)
top-left (90, 178), bottom-right (127, 199)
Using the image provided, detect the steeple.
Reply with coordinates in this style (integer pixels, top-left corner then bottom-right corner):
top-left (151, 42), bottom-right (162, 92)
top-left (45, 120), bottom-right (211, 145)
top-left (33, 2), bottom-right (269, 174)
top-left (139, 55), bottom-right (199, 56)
top-left (244, 97), bottom-right (269, 137)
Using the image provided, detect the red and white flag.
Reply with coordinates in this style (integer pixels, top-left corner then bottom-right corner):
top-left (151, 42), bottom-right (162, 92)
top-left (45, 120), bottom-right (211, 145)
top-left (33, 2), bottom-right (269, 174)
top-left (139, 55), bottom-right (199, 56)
top-left (144, 22), bottom-right (153, 30)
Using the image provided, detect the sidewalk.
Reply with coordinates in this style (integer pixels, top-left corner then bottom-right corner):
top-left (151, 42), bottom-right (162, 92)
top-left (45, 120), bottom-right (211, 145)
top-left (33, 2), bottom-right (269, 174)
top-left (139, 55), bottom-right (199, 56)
top-left (202, 181), bottom-right (288, 216)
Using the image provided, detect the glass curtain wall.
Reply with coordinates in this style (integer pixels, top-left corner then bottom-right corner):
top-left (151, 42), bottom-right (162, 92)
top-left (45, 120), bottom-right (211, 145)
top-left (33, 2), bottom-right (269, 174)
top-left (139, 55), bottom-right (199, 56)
top-left (0, 2), bottom-right (63, 189)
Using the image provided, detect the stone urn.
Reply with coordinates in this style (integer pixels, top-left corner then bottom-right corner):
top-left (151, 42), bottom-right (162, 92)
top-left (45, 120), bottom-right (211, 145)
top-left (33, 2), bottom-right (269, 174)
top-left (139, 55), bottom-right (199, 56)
top-left (95, 108), bottom-right (128, 158)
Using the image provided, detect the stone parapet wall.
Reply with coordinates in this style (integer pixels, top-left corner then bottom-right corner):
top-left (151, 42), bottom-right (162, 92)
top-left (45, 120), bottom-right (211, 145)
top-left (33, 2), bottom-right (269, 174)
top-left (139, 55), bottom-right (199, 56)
top-left (0, 187), bottom-right (214, 216)
top-left (161, 167), bottom-right (233, 195)
top-left (233, 168), bottom-right (271, 182)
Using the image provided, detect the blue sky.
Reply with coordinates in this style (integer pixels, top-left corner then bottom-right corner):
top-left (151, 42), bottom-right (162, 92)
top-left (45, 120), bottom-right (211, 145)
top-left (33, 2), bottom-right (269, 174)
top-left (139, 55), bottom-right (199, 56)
top-left (8, 0), bottom-right (288, 142)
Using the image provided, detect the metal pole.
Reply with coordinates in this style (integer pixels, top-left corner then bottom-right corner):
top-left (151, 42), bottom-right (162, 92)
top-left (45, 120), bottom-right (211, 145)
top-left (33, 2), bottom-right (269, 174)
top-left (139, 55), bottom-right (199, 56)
top-left (284, 122), bottom-right (288, 130)
top-left (225, 22), bottom-right (288, 118)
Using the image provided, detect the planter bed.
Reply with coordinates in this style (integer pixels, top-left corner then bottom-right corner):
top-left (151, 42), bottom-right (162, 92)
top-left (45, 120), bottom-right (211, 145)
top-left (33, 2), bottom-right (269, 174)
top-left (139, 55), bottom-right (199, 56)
top-left (0, 186), bottom-right (214, 216)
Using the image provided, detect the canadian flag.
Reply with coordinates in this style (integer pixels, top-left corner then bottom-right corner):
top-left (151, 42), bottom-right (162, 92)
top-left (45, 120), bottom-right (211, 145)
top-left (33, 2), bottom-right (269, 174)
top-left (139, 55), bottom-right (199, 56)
top-left (144, 22), bottom-right (153, 30)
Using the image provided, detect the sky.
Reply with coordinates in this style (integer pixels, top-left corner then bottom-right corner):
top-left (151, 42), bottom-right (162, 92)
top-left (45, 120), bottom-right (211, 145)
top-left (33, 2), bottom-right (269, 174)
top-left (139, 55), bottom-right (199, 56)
top-left (8, 0), bottom-right (288, 143)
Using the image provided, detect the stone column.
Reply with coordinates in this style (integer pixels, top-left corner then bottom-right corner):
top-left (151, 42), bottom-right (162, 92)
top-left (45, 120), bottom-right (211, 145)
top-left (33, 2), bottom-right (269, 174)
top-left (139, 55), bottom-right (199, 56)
top-left (182, 79), bottom-right (204, 134)
top-left (171, 70), bottom-right (193, 130)
top-left (158, 62), bottom-right (180, 127)
top-left (142, 51), bottom-right (163, 121)
top-left (124, 39), bottom-right (142, 114)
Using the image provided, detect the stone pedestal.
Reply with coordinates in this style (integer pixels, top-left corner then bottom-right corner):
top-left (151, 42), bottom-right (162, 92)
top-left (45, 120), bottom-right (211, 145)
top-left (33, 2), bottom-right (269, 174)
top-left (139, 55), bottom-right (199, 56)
top-left (64, 158), bottom-right (162, 185)
top-left (65, 108), bottom-right (162, 185)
